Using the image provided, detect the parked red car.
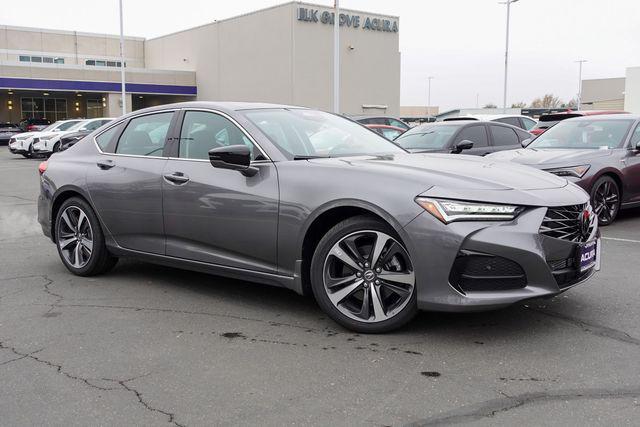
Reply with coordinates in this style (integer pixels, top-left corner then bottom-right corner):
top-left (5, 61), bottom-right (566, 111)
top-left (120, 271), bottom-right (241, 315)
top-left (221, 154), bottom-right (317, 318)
top-left (530, 110), bottom-right (628, 137)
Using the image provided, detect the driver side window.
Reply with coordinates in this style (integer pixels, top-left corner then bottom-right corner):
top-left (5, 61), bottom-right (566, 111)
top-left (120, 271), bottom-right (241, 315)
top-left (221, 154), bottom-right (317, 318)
top-left (630, 123), bottom-right (640, 146)
top-left (179, 111), bottom-right (259, 160)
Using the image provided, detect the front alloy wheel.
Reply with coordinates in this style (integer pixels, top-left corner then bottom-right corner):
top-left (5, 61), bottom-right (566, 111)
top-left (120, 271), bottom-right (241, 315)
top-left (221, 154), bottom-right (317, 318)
top-left (591, 176), bottom-right (620, 226)
top-left (311, 216), bottom-right (417, 333)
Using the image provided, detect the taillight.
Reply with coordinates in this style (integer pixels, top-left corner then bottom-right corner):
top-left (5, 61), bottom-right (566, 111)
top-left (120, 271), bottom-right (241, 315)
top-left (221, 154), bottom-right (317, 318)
top-left (38, 161), bottom-right (48, 175)
top-left (530, 129), bottom-right (545, 136)
top-left (27, 125), bottom-right (36, 131)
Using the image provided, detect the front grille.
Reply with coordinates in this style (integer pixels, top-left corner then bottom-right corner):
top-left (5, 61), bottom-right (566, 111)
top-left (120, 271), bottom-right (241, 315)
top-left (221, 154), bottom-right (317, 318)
top-left (449, 253), bottom-right (527, 293)
top-left (539, 203), bottom-right (596, 243)
top-left (33, 137), bottom-right (40, 143)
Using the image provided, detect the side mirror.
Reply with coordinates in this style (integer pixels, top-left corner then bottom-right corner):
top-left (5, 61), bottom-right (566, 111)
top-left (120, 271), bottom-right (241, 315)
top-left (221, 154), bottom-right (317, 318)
top-left (452, 140), bottom-right (474, 153)
top-left (208, 145), bottom-right (258, 177)
top-left (635, 141), bottom-right (640, 151)
top-left (521, 138), bottom-right (532, 148)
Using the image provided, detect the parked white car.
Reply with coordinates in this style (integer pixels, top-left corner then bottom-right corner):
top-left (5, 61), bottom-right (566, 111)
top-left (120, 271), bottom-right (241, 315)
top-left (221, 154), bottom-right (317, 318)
top-left (8, 119), bottom-right (83, 158)
top-left (443, 114), bottom-right (537, 131)
top-left (32, 118), bottom-right (114, 156)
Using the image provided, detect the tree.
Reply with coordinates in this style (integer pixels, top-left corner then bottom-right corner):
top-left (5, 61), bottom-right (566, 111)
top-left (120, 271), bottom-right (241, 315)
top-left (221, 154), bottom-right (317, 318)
top-left (530, 94), bottom-right (562, 108)
top-left (483, 103), bottom-right (497, 109)
top-left (561, 98), bottom-right (578, 109)
top-left (511, 101), bottom-right (527, 108)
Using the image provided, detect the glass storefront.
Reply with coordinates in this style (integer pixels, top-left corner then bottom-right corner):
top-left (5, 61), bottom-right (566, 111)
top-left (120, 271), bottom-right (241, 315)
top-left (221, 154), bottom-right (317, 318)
top-left (20, 97), bottom-right (68, 121)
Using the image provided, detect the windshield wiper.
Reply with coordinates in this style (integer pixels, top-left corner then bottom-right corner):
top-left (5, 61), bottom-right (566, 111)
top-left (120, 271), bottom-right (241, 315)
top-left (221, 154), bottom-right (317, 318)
top-left (293, 155), bottom-right (330, 160)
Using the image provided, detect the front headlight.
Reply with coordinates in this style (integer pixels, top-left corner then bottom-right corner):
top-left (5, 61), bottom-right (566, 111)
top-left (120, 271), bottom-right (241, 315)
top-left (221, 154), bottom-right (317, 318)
top-left (39, 135), bottom-right (56, 141)
top-left (415, 197), bottom-right (523, 224)
top-left (544, 165), bottom-right (590, 178)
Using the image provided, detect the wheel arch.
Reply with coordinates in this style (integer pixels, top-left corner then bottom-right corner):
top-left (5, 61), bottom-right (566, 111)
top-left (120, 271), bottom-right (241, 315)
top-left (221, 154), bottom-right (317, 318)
top-left (591, 169), bottom-right (624, 201)
top-left (50, 186), bottom-right (94, 242)
top-left (296, 199), bottom-right (413, 296)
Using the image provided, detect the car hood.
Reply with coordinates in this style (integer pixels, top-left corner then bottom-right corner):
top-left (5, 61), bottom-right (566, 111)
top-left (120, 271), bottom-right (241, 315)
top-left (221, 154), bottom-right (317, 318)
top-left (308, 153), bottom-right (567, 191)
top-left (13, 131), bottom-right (39, 140)
top-left (488, 148), bottom-right (612, 168)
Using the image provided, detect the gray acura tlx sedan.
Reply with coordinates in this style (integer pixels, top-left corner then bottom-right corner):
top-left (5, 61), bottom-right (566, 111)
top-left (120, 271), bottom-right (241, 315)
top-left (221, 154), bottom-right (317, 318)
top-left (37, 102), bottom-right (601, 333)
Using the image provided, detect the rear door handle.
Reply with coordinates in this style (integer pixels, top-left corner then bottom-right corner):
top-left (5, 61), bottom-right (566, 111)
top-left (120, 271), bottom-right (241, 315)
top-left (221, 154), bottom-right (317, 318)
top-left (163, 172), bottom-right (190, 185)
top-left (97, 159), bottom-right (115, 170)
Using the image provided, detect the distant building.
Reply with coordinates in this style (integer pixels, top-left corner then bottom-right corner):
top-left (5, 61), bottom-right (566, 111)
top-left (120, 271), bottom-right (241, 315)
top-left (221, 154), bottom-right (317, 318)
top-left (580, 77), bottom-right (625, 110)
top-left (625, 66), bottom-right (640, 114)
top-left (0, 2), bottom-right (401, 123)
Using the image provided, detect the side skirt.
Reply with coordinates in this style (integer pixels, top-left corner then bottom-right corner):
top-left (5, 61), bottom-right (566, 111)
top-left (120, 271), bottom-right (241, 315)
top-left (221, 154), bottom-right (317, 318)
top-left (107, 245), bottom-right (300, 293)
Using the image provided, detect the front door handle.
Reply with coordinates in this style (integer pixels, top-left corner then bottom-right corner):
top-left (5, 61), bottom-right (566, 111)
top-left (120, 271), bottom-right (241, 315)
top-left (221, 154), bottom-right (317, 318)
top-left (163, 172), bottom-right (190, 185)
top-left (97, 159), bottom-right (115, 170)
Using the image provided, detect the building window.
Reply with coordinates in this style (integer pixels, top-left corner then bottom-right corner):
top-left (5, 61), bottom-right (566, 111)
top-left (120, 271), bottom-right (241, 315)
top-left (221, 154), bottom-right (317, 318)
top-left (87, 99), bottom-right (104, 119)
top-left (21, 97), bottom-right (68, 121)
top-left (85, 59), bottom-right (125, 67)
top-left (17, 55), bottom-right (64, 64)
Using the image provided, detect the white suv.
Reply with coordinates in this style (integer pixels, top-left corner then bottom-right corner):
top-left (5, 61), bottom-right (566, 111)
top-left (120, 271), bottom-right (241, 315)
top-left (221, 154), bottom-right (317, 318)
top-left (443, 114), bottom-right (537, 131)
top-left (8, 119), bottom-right (83, 158)
top-left (32, 118), bottom-right (114, 156)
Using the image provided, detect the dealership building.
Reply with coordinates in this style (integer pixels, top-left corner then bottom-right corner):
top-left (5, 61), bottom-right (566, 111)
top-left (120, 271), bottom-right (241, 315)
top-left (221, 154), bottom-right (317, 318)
top-left (0, 2), bottom-right (400, 124)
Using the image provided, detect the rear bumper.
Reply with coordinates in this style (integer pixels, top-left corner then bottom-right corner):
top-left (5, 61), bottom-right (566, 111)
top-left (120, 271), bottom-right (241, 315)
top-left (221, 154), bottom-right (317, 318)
top-left (404, 207), bottom-right (600, 312)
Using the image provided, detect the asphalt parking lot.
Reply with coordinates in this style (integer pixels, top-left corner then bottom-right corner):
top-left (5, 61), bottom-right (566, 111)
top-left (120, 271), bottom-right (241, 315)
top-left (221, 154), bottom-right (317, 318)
top-left (1, 149), bottom-right (640, 426)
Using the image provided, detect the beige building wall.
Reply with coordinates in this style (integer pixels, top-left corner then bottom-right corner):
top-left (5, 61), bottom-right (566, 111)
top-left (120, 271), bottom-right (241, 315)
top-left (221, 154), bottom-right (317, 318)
top-left (0, 25), bottom-right (145, 68)
top-left (580, 77), bottom-right (625, 111)
top-left (145, 2), bottom-right (400, 115)
top-left (624, 67), bottom-right (640, 114)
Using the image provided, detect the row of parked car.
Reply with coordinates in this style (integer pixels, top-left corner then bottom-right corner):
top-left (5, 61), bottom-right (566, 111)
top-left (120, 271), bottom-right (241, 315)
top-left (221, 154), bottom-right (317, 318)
top-left (353, 110), bottom-right (638, 225)
top-left (4, 117), bottom-right (114, 157)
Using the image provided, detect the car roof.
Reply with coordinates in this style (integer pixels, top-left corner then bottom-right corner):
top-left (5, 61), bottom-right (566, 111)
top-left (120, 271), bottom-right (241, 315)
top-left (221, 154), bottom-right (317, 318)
top-left (563, 113), bottom-right (640, 121)
top-left (350, 114), bottom-right (401, 120)
top-left (131, 101), bottom-right (308, 116)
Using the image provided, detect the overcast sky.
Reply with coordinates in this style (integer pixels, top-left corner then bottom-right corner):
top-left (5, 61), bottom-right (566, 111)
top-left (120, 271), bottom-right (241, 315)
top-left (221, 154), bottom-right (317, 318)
top-left (4, 0), bottom-right (640, 110)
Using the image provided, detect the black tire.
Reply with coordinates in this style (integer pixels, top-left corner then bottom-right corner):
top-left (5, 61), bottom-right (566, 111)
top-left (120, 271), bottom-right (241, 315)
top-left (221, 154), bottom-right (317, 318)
top-left (54, 197), bottom-right (118, 276)
top-left (52, 142), bottom-right (60, 153)
top-left (26, 144), bottom-right (33, 158)
top-left (590, 175), bottom-right (620, 226)
top-left (310, 216), bottom-right (418, 333)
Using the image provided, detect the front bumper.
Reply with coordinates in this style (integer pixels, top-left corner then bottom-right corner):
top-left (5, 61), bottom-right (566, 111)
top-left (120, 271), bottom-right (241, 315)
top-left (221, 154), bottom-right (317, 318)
top-left (32, 141), bottom-right (53, 154)
top-left (404, 207), bottom-right (600, 311)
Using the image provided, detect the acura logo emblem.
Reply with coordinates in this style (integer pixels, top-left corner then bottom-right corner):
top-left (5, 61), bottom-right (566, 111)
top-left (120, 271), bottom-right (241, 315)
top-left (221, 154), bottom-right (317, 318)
top-left (364, 270), bottom-right (376, 281)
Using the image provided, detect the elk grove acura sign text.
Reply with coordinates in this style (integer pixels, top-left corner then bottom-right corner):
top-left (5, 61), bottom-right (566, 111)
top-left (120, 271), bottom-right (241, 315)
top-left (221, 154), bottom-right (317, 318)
top-left (297, 7), bottom-right (398, 33)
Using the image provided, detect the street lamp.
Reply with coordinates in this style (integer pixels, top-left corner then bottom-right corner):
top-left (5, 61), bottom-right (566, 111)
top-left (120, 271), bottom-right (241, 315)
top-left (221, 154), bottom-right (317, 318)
top-left (427, 76), bottom-right (434, 114)
top-left (576, 59), bottom-right (587, 111)
top-left (499, 0), bottom-right (519, 112)
top-left (118, 0), bottom-right (127, 115)
top-left (333, 0), bottom-right (340, 113)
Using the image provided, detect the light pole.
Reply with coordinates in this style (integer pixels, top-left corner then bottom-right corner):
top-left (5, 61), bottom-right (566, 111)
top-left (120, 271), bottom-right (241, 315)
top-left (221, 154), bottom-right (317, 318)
top-left (427, 76), bottom-right (434, 114)
top-left (576, 59), bottom-right (587, 110)
top-left (333, 0), bottom-right (340, 113)
top-left (118, 0), bottom-right (127, 115)
top-left (499, 0), bottom-right (519, 112)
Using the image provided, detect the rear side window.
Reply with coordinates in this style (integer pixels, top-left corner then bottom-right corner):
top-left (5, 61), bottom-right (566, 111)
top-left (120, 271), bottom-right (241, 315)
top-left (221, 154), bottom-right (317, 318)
top-left (495, 117), bottom-right (521, 128)
top-left (521, 117), bottom-right (537, 130)
top-left (116, 112), bottom-right (173, 156)
top-left (388, 119), bottom-right (408, 129)
top-left (95, 125), bottom-right (121, 152)
top-left (630, 123), bottom-right (640, 146)
top-left (490, 125), bottom-right (520, 146)
top-left (455, 125), bottom-right (488, 147)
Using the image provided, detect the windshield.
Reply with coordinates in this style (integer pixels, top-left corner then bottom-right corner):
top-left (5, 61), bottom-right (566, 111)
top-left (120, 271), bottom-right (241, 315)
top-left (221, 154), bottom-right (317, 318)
top-left (57, 120), bottom-right (83, 131)
top-left (66, 120), bottom-right (91, 132)
top-left (243, 109), bottom-right (405, 158)
top-left (529, 119), bottom-right (634, 149)
top-left (394, 125), bottom-right (459, 150)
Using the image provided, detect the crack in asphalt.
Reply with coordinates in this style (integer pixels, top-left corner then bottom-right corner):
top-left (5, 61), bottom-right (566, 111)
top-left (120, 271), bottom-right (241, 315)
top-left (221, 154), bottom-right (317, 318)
top-left (530, 308), bottom-right (640, 347)
top-left (405, 386), bottom-right (640, 426)
top-left (0, 193), bottom-right (37, 203)
top-left (0, 340), bottom-right (185, 425)
top-left (119, 378), bottom-right (185, 427)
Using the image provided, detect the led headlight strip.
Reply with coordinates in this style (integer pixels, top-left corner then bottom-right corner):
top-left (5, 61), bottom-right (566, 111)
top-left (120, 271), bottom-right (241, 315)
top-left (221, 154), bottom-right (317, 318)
top-left (415, 197), bottom-right (523, 224)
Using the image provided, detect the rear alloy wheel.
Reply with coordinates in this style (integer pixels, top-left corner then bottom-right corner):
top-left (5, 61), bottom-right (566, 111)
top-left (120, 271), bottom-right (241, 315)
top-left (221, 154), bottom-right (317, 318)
top-left (591, 176), bottom-right (620, 226)
top-left (311, 217), bottom-right (417, 333)
top-left (55, 197), bottom-right (118, 276)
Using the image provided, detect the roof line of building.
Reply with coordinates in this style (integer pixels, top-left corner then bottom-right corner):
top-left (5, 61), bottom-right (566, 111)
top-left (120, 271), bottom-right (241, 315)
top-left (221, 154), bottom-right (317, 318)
top-left (147, 0), bottom-right (399, 42)
top-left (0, 24), bottom-right (145, 41)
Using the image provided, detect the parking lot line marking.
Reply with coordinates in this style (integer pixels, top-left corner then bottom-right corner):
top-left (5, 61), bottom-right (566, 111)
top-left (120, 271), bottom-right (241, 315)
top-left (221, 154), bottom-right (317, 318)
top-left (602, 237), bottom-right (640, 244)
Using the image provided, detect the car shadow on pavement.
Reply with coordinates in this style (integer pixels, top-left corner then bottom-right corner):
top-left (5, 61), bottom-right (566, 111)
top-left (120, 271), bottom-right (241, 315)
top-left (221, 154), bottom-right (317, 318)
top-left (102, 259), bottom-right (584, 343)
